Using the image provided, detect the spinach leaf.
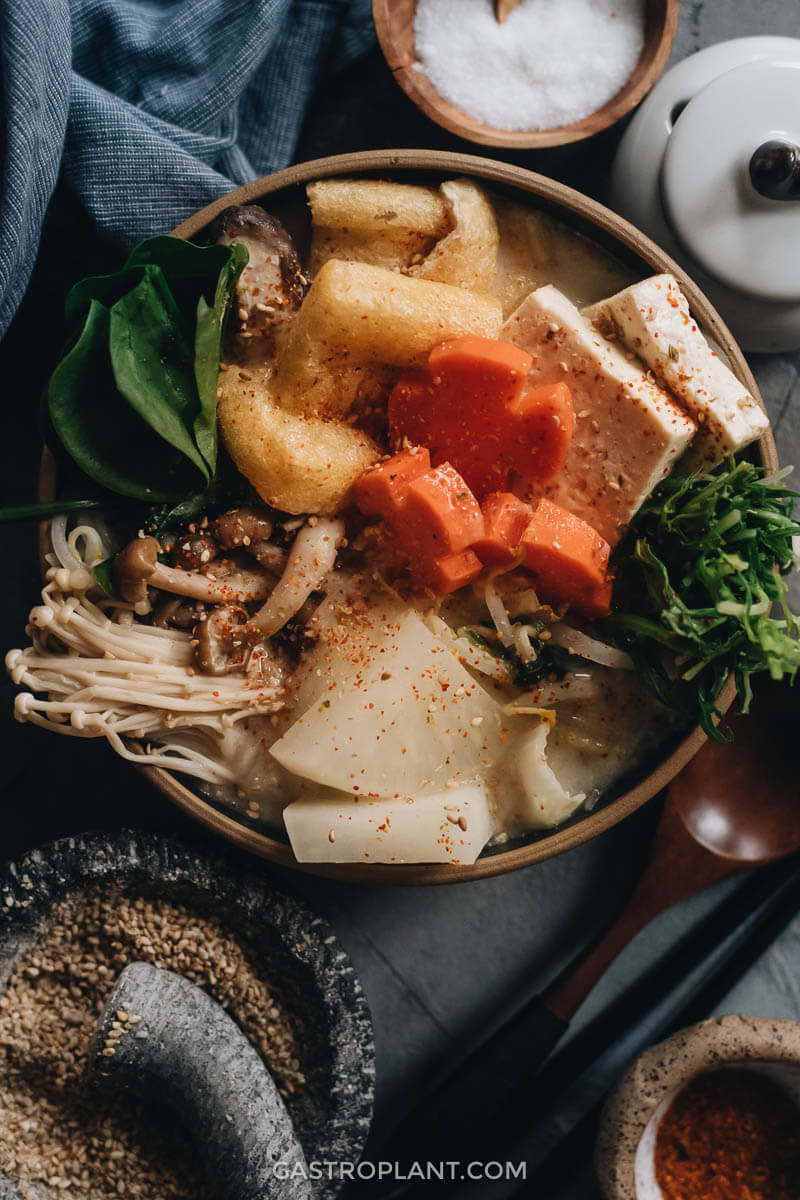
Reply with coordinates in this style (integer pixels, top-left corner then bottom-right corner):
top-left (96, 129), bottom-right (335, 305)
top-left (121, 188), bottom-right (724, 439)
top-left (193, 243), bottom-right (248, 470)
top-left (0, 499), bottom-right (103, 523)
top-left (48, 299), bottom-right (199, 501)
top-left (109, 264), bottom-right (209, 480)
top-left (47, 236), bottom-right (247, 503)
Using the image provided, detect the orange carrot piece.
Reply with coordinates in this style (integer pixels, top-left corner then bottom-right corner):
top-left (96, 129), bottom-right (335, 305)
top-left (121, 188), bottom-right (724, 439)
top-left (388, 337), bottom-right (574, 498)
top-left (473, 492), bottom-right (532, 565)
top-left (428, 335), bottom-right (533, 401)
top-left (404, 463), bottom-right (485, 557)
top-left (386, 370), bottom-right (443, 453)
top-left (424, 549), bottom-right (483, 594)
top-left (353, 446), bottom-right (431, 518)
top-left (572, 579), bottom-right (613, 619)
top-left (508, 382), bottom-right (575, 484)
top-left (521, 499), bottom-right (610, 599)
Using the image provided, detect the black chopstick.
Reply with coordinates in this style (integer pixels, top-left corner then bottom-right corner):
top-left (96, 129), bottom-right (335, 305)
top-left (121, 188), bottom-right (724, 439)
top-left (511, 857), bottom-right (800, 1200)
top-left (473, 854), bottom-right (800, 1158)
top-left (365, 855), bottom-right (800, 1200)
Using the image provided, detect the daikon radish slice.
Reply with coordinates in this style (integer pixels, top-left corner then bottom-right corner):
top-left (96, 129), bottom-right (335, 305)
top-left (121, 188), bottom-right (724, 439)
top-left (284, 780), bottom-right (494, 864)
top-left (271, 610), bottom-right (507, 797)
top-left (515, 722), bottom-right (586, 829)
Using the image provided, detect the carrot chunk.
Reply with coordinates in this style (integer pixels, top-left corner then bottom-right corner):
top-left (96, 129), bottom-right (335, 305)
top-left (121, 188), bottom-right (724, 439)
top-left (572, 579), bottom-right (613, 619)
top-left (352, 446), bottom-right (431, 518)
top-left (404, 464), bottom-right (485, 557)
top-left (473, 492), bottom-right (533, 565)
top-left (353, 454), bottom-right (486, 594)
top-left (508, 381), bottom-right (575, 486)
top-left (424, 550), bottom-right (483, 594)
top-left (521, 499), bottom-right (610, 601)
top-left (385, 371), bottom-right (442, 452)
top-left (388, 336), bottom-right (574, 498)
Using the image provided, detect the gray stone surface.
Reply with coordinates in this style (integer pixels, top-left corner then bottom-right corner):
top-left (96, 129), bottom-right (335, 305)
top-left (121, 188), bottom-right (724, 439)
top-left (90, 963), bottom-right (310, 1200)
top-left (1, 5), bottom-right (800, 1200)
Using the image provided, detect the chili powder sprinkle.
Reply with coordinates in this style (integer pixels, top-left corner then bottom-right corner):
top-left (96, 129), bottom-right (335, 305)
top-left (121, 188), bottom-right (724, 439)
top-left (653, 1068), bottom-right (800, 1200)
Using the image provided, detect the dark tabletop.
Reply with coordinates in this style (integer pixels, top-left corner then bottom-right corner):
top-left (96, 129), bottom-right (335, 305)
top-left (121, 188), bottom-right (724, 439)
top-left (2, 4), bottom-right (800, 1198)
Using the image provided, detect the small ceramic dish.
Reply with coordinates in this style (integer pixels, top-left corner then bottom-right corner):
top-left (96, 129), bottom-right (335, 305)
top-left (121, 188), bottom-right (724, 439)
top-left (372, 0), bottom-right (679, 148)
top-left (36, 149), bottom-right (776, 884)
top-left (595, 1014), bottom-right (800, 1199)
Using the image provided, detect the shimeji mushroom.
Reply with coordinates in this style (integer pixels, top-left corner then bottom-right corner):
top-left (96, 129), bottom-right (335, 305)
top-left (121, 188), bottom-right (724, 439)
top-left (247, 518), bottom-right (345, 637)
top-left (112, 538), bottom-right (274, 606)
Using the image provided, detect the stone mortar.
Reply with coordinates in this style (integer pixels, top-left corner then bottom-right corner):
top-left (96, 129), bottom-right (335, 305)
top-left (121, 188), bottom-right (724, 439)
top-left (89, 963), bottom-right (310, 1200)
top-left (594, 1013), bottom-right (800, 1199)
top-left (0, 831), bottom-right (375, 1200)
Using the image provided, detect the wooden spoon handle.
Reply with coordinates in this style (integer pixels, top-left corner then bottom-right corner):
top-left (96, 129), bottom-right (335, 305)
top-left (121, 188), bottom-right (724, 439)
top-left (494, 0), bottom-right (524, 22)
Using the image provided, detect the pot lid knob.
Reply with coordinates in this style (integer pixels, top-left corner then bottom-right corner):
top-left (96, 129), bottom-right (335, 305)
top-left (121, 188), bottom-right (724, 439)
top-left (749, 139), bottom-right (800, 200)
top-left (662, 59), bottom-right (800, 303)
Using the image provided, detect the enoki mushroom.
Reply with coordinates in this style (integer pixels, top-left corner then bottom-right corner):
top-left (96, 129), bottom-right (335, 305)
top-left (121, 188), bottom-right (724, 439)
top-left (7, 569), bottom-right (283, 786)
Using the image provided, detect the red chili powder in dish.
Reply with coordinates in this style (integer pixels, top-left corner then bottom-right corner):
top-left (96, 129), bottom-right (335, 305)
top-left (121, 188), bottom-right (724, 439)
top-left (653, 1068), bottom-right (800, 1200)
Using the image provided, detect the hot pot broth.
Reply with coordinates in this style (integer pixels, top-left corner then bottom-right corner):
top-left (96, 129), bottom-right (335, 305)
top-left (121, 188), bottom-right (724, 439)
top-left (10, 175), bottom-right (783, 866)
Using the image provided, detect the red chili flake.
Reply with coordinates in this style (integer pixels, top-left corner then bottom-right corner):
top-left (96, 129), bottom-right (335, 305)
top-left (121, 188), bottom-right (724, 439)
top-left (654, 1069), bottom-right (800, 1200)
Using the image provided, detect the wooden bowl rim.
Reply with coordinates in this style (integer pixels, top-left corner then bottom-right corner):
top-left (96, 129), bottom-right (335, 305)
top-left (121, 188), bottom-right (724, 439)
top-left (41, 148), bottom-right (775, 885)
top-left (371, 0), bottom-right (680, 148)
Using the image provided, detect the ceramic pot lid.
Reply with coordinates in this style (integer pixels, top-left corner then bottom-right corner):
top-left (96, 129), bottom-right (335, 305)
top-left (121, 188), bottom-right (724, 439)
top-left (662, 59), bottom-right (800, 303)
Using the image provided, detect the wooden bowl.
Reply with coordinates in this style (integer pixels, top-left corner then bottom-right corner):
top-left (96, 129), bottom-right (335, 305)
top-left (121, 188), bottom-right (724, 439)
top-left (372, 0), bottom-right (679, 148)
top-left (39, 149), bottom-right (776, 884)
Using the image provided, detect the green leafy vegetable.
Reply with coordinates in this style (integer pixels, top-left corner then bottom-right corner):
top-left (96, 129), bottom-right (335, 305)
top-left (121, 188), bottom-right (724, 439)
top-left (92, 557), bottom-right (120, 600)
top-left (48, 236), bottom-right (247, 503)
top-left (48, 299), bottom-right (197, 501)
top-left (604, 459), bottom-right (800, 739)
top-left (0, 499), bottom-right (103, 524)
top-left (461, 622), bottom-right (559, 687)
top-left (109, 265), bottom-right (210, 481)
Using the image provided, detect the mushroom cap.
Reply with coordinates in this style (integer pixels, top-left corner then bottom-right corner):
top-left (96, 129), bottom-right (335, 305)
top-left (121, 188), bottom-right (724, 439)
top-left (112, 536), bottom-right (161, 603)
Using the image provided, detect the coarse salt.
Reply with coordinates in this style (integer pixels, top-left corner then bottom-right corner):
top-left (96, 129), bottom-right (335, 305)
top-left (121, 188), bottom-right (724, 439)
top-left (413, 0), bottom-right (645, 131)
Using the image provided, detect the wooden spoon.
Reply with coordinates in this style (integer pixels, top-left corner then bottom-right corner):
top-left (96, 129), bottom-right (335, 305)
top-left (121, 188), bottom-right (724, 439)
top-left (365, 680), bottom-right (800, 1176)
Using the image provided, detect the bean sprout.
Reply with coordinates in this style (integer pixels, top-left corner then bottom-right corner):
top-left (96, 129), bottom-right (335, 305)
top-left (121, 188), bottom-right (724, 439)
top-left (549, 623), bottom-right (634, 669)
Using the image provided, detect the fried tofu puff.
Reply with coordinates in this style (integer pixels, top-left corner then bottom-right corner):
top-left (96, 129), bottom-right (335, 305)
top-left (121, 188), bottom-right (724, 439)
top-left (218, 260), bottom-right (502, 514)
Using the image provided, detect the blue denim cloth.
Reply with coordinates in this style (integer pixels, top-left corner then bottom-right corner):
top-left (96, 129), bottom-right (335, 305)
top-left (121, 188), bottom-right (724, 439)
top-left (0, 0), bottom-right (376, 338)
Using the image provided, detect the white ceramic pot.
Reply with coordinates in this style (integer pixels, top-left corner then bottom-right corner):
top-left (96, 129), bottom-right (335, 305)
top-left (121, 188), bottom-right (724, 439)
top-left (611, 37), bottom-right (800, 352)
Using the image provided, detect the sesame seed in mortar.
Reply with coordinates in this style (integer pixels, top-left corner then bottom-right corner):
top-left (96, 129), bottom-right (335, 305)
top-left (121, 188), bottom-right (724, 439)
top-left (413, 0), bottom-right (645, 132)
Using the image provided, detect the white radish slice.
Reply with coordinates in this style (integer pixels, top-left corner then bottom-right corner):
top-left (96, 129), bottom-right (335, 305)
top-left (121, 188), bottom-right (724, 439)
top-left (515, 722), bottom-right (585, 829)
top-left (271, 611), bottom-right (507, 798)
top-left (284, 781), bottom-right (494, 865)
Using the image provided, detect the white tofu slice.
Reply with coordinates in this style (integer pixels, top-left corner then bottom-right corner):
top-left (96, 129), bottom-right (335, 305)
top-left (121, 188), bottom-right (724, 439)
top-left (270, 610), bottom-right (509, 799)
top-left (284, 781), bottom-right (494, 865)
top-left (583, 274), bottom-right (769, 466)
top-left (515, 723), bottom-right (585, 829)
top-left (502, 286), bottom-right (696, 545)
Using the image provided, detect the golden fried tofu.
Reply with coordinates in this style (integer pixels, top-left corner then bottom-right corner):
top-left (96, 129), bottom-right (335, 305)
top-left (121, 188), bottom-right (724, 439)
top-left (308, 179), bottom-right (451, 274)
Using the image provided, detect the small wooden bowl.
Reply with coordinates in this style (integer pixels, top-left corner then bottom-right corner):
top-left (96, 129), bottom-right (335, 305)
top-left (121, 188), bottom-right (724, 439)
top-left (373, 0), bottom-right (679, 148)
top-left (38, 149), bottom-right (775, 885)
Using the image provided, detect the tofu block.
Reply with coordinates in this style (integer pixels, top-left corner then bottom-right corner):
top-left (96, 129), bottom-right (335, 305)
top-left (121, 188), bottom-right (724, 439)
top-left (284, 781), bottom-right (495, 865)
top-left (502, 287), bottom-right (697, 544)
top-left (583, 274), bottom-right (769, 466)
